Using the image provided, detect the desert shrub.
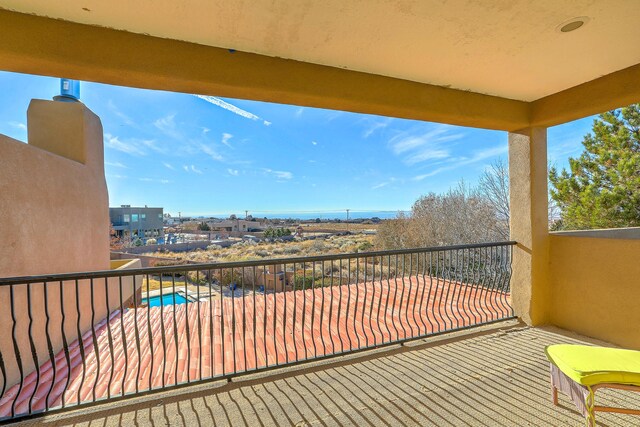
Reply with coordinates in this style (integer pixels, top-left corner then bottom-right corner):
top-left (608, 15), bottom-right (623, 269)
top-left (311, 240), bottom-right (326, 252)
top-left (358, 241), bottom-right (374, 252)
top-left (324, 262), bottom-right (341, 275)
top-left (212, 269), bottom-right (246, 286)
top-left (187, 270), bottom-right (209, 285)
top-left (283, 245), bottom-right (301, 255)
top-left (149, 258), bottom-right (190, 267)
top-left (294, 275), bottom-right (314, 290)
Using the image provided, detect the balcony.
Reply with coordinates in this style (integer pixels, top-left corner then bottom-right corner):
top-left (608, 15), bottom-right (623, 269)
top-left (2, 2), bottom-right (640, 426)
top-left (0, 243), bottom-right (515, 422)
top-left (6, 322), bottom-right (640, 426)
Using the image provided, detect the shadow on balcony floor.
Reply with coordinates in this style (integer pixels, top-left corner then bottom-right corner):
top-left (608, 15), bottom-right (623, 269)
top-left (13, 321), bottom-right (640, 427)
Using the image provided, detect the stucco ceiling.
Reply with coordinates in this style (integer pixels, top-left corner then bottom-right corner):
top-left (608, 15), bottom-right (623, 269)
top-left (1, 0), bottom-right (639, 102)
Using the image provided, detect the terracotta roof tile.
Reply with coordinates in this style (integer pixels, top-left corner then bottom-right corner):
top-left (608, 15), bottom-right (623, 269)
top-left (0, 278), bottom-right (509, 417)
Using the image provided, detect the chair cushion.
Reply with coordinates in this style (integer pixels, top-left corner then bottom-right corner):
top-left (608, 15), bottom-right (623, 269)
top-left (546, 344), bottom-right (640, 387)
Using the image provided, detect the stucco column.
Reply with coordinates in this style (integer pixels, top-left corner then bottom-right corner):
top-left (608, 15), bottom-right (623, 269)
top-left (508, 127), bottom-right (550, 325)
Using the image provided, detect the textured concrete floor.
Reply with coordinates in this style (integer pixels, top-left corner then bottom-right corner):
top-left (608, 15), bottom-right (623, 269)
top-left (12, 321), bottom-right (640, 426)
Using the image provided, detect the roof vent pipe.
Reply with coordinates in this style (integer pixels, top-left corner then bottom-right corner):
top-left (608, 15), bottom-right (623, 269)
top-left (53, 78), bottom-right (80, 102)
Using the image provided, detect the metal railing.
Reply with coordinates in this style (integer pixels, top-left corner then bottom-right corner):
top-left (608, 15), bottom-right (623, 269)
top-left (0, 241), bottom-right (515, 422)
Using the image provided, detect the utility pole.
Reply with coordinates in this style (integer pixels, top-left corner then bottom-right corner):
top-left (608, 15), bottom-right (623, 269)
top-left (346, 209), bottom-right (350, 232)
top-left (245, 210), bottom-right (249, 220)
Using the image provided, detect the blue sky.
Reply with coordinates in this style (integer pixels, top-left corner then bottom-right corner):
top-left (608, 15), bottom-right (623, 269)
top-left (0, 71), bottom-right (593, 217)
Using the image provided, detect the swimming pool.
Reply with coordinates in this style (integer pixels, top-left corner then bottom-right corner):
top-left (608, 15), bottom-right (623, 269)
top-left (142, 293), bottom-right (188, 307)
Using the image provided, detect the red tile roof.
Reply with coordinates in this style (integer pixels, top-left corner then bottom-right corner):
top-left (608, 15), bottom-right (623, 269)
top-left (0, 278), bottom-right (510, 417)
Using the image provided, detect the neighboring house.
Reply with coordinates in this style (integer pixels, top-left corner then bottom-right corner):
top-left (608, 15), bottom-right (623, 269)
top-left (110, 205), bottom-right (164, 240)
top-left (210, 219), bottom-right (262, 232)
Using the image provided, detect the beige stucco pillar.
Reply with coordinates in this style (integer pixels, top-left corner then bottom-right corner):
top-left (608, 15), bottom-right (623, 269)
top-left (508, 127), bottom-right (550, 325)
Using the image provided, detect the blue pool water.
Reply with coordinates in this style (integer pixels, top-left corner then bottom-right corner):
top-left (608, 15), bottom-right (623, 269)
top-left (143, 293), bottom-right (188, 307)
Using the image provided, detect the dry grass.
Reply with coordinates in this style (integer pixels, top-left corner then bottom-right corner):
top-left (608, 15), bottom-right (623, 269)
top-left (142, 275), bottom-right (188, 293)
top-left (144, 234), bottom-right (377, 264)
top-left (139, 234), bottom-right (393, 287)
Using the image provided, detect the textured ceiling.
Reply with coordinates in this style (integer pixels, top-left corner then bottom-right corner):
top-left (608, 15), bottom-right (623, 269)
top-left (1, 0), bottom-right (639, 101)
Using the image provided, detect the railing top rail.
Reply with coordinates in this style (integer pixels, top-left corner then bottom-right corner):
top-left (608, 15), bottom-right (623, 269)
top-left (0, 240), bottom-right (516, 285)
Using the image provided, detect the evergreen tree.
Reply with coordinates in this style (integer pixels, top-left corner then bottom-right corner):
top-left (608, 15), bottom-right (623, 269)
top-left (549, 104), bottom-right (640, 229)
top-left (197, 221), bottom-right (211, 231)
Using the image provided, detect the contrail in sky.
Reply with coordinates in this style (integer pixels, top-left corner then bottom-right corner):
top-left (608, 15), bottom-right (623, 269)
top-left (194, 95), bottom-right (271, 126)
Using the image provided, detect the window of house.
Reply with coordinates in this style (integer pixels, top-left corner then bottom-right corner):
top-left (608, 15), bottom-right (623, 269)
top-left (158, 213), bottom-right (163, 219)
top-left (132, 214), bottom-right (139, 222)
top-left (141, 213), bottom-right (146, 220)
top-left (123, 214), bottom-right (130, 223)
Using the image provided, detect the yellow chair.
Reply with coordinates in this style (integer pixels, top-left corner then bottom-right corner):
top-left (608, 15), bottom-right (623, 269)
top-left (546, 344), bottom-right (640, 426)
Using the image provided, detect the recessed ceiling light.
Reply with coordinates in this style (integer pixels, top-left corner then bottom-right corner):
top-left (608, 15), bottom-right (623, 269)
top-left (557, 17), bottom-right (590, 33)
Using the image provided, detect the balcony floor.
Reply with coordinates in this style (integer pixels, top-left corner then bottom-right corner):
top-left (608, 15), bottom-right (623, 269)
top-left (13, 321), bottom-right (640, 426)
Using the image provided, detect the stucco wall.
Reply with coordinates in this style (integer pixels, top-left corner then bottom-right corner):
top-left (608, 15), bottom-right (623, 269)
top-left (0, 99), bottom-right (122, 389)
top-left (549, 232), bottom-right (640, 350)
top-left (0, 99), bottom-right (109, 276)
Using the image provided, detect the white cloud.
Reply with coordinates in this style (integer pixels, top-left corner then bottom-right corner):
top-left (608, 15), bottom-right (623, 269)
top-left (221, 133), bottom-right (233, 148)
top-left (363, 119), bottom-right (391, 138)
top-left (311, 141), bottom-right (318, 146)
top-left (139, 177), bottom-right (171, 184)
top-left (153, 114), bottom-right (182, 139)
top-left (199, 142), bottom-right (224, 161)
top-left (104, 133), bottom-right (146, 156)
top-left (548, 132), bottom-right (583, 162)
top-left (163, 162), bottom-right (176, 170)
top-left (412, 144), bottom-right (508, 181)
top-left (8, 121), bottom-right (27, 131)
top-left (107, 100), bottom-right (136, 127)
top-left (325, 111), bottom-right (343, 122)
top-left (194, 95), bottom-right (272, 126)
top-left (403, 146), bottom-right (451, 165)
top-left (294, 107), bottom-right (305, 118)
top-left (154, 114), bottom-right (175, 130)
top-left (105, 161), bottom-right (128, 169)
top-left (264, 168), bottom-right (293, 180)
top-left (389, 125), bottom-right (465, 166)
top-left (227, 168), bottom-right (239, 176)
top-left (140, 139), bottom-right (168, 154)
top-left (190, 165), bottom-right (203, 174)
top-left (107, 174), bottom-right (128, 179)
top-left (371, 177), bottom-right (398, 190)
